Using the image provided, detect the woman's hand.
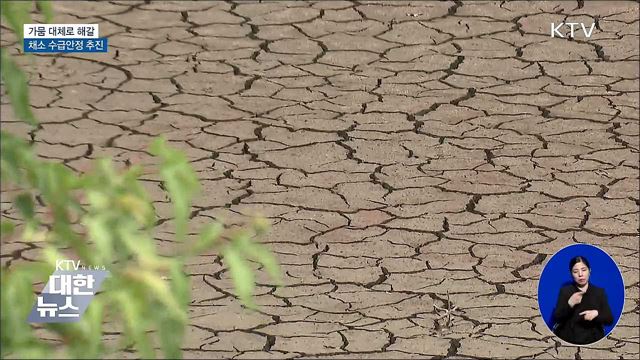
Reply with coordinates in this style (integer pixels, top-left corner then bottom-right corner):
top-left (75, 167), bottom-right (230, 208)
top-left (579, 310), bottom-right (599, 321)
top-left (568, 291), bottom-right (584, 307)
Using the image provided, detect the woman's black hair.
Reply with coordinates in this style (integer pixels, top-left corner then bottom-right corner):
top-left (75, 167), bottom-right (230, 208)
top-left (569, 256), bottom-right (591, 271)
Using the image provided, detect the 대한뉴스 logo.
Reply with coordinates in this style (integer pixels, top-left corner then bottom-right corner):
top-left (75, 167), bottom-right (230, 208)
top-left (27, 260), bottom-right (109, 323)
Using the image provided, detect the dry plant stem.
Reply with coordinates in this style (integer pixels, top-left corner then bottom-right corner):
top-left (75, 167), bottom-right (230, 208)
top-left (447, 290), bottom-right (451, 328)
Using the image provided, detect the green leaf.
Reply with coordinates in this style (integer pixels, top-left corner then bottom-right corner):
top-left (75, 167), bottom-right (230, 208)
top-left (149, 138), bottom-right (199, 241)
top-left (86, 190), bottom-right (110, 210)
top-left (1, 270), bottom-right (33, 347)
top-left (127, 269), bottom-right (186, 323)
top-left (1, 263), bottom-right (50, 357)
top-left (223, 245), bottom-right (256, 310)
top-left (118, 225), bottom-right (162, 269)
top-left (236, 234), bottom-right (282, 287)
top-left (42, 246), bottom-right (64, 269)
top-left (0, 131), bottom-right (35, 183)
top-left (0, 220), bottom-right (15, 236)
top-left (8, 346), bottom-right (51, 360)
top-left (118, 193), bottom-right (155, 227)
top-left (158, 315), bottom-right (183, 359)
top-left (50, 221), bottom-right (91, 261)
top-left (10, 261), bottom-right (52, 281)
top-left (83, 297), bottom-right (104, 358)
top-left (35, 0), bottom-right (54, 23)
top-left (14, 192), bottom-right (35, 220)
top-left (192, 222), bottom-right (223, 254)
top-left (114, 290), bottom-right (155, 359)
top-left (169, 260), bottom-right (190, 307)
top-left (252, 216), bottom-right (271, 236)
top-left (0, 49), bottom-right (36, 125)
top-left (85, 214), bottom-right (114, 266)
top-left (46, 321), bottom-right (93, 359)
top-left (157, 266), bottom-right (186, 360)
top-left (0, 0), bottom-right (32, 41)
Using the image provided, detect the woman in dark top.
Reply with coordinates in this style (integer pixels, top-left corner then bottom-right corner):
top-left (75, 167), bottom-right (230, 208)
top-left (553, 256), bottom-right (614, 345)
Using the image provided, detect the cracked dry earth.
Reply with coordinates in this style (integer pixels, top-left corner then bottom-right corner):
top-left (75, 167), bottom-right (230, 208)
top-left (1, 1), bottom-right (639, 359)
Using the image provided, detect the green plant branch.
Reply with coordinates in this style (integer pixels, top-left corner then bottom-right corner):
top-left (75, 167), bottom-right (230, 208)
top-left (1, 2), bottom-right (282, 358)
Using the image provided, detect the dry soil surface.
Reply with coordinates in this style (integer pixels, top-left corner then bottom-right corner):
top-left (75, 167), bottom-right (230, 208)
top-left (1, 1), bottom-right (639, 359)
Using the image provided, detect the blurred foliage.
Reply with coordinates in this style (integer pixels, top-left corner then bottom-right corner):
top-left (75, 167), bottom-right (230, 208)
top-left (0, 1), bottom-right (282, 358)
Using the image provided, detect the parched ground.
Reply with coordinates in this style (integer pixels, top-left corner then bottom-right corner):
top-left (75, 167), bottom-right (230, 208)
top-left (1, 1), bottom-right (639, 359)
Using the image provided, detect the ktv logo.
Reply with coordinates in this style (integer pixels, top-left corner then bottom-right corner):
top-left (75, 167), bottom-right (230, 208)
top-left (551, 22), bottom-right (596, 38)
top-left (27, 260), bottom-right (109, 323)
